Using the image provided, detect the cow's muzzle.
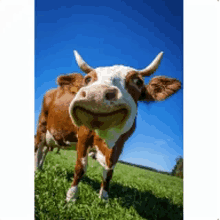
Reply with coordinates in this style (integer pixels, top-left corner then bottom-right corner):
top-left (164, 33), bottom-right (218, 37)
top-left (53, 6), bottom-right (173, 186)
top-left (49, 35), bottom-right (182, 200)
top-left (69, 85), bottom-right (130, 130)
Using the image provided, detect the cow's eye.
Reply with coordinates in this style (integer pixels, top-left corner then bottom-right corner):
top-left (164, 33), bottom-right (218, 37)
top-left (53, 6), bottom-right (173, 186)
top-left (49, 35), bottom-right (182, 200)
top-left (133, 78), bottom-right (143, 87)
top-left (85, 77), bottom-right (92, 84)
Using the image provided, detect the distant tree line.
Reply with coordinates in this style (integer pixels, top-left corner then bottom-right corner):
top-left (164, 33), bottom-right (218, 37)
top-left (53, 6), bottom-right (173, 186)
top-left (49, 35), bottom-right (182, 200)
top-left (118, 160), bottom-right (171, 176)
top-left (171, 156), bottom-right (183, 179)
top-left (119, 157), bottom-right (183, 179)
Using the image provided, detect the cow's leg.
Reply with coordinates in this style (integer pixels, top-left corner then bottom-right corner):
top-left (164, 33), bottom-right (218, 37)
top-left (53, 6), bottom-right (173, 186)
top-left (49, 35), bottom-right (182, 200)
top-left (56, 147), bottom-right (61, 154)
top-left (99, 168), bottom-right (114, 200)
top-left (99, 124), bottom-right (135, 200)
top-left (38, 146), bottom-right (49, 169)
top-left (98, 135), bottom-right (126, 200)
top-left (35, 141), bottom-right (50, 170)
top-left (66, 151), bottom-right (88, 202)
top-left (35, 141), bottom-right (45, 170)
top-left (66, 127), bottom-right (92, 202)
top-left (35, 132), bottom-right (51, 171)
top-left (92, 140), bottom-right (116, 200)
top-left (35, 116), bottom-right (47, 171)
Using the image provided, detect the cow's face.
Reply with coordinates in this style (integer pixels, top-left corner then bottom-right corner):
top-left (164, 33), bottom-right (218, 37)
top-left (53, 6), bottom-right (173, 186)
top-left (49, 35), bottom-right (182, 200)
top-left (70, 66), bottom-right (143, 131)
top-left (69, 51), bottom-right (180, 147)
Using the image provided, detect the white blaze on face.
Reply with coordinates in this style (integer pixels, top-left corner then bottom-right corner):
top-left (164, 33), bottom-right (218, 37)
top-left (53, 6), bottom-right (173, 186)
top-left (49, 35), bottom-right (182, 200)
top-left (94, 65), bottom-right (132, 89)
top-left (90, 65), bottom-right (138, 148)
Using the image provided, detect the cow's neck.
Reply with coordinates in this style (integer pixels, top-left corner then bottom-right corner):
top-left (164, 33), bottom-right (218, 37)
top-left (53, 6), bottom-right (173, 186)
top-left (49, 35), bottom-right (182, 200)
top-left (95, 117), bottom-right (137, 149)
top-left (95, 127), bottom-right (122, 149)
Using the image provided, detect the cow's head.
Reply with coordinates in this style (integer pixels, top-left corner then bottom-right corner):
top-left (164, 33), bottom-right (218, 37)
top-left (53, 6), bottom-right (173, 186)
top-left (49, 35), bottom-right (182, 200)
top-left (69, 51), bottom-right (181, 147)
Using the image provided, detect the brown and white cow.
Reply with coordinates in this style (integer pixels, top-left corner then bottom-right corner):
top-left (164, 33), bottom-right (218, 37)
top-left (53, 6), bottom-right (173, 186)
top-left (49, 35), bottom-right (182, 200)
top-left (65, 50), bottom-right (181, 202)
top-left (35, 73), bottom-right (84, 169)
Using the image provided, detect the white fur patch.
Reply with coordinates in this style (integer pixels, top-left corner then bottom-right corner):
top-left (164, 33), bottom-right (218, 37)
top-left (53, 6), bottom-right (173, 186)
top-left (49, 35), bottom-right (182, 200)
top-left (95, 146), bottom-right (108, 169)
top-left (46, 130), bottom-right (77, 150)
top-left (66, 186), bottom-right (79, 202)
top-left (46, 130), bottom-right (59, 147)
top-left (81, 156), bottom-right (88, 172)
top-left (95, 128), bottom-right (121, 148)
top-left (88, 151), bottom-right (95, 158)
top-left (99, 187), bottom-right (109, 200)
top-left (94, 146), bottom-right (116, 171)
top-left (64, 141), bottom-right (77, 145)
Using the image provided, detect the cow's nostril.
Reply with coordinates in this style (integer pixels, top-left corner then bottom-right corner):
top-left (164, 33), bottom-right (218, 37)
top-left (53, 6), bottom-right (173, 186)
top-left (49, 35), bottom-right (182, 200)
top-left (105, 90), bottom-right (117, 101)
top-left (81, 91), bottom-right (86, 98)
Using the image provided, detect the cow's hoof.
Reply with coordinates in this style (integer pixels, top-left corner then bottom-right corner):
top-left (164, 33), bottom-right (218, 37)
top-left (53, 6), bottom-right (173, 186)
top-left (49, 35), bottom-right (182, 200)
top-left (66, 198), bottom-right (78, 203)
top-left (99, 188), bottom-right (109, 202)
top-left (66, 186), bottom-right (79, 202)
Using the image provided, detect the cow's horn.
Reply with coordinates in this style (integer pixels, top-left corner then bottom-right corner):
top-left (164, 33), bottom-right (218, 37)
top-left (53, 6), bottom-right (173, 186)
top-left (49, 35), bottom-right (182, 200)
top-left (139, 51), bottom-right (164, 77)
top-left (74, 50), bottom-right (93, 74)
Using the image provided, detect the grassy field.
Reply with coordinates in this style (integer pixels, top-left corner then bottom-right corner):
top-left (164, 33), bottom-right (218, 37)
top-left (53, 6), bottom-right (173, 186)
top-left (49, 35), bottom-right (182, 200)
top-left (35, 149), bottom-right (183, 220)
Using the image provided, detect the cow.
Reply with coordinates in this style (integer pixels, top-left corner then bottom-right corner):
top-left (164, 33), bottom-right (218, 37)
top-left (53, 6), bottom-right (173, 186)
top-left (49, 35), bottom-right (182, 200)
top-left (35, 73), bottom-right (84, 170)
top-left (65, 50), bottom-right (181, 202)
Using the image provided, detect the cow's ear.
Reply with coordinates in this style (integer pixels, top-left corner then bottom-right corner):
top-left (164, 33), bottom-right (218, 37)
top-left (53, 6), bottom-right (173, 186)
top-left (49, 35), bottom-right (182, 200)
top-left (57, 74), bottom-right (84, 87)
top-left (139, 76), bottom-right (181, 101)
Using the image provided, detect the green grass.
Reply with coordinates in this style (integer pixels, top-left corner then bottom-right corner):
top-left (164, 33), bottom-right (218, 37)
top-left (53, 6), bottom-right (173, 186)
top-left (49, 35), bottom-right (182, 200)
top-left (35, 150), bottom-right (183, 220)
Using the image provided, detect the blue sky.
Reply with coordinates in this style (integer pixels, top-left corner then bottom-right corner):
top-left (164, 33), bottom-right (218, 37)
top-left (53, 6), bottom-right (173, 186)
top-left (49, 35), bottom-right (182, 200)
top-left (35, 0), bottom-right (183, 172)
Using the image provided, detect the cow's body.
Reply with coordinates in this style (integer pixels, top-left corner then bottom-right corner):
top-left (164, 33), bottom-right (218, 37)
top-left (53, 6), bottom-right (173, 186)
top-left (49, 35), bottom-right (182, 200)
top-left (35, 74), bottom-right (84, 169)
top-left (35, 50), bottom-right (181, 202)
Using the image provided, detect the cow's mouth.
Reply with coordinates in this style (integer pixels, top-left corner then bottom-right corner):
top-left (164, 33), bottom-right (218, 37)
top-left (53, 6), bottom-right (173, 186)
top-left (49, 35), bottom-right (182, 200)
top-left (72, 106), bottom-right (128, 130)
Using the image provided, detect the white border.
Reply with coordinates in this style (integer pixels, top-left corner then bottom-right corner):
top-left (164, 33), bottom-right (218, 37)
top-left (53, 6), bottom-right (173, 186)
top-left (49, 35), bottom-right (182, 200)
top-left (0, 0), bottom-right (34, 220)
top-left (0, 0), bottom-right (220, 219)
top-left (184, 0), bottom-right (220, 219)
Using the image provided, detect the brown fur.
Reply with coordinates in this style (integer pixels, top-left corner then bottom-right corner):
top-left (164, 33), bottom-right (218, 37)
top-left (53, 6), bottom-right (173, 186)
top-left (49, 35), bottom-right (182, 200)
top-left (83, 70), bottom-right (98, 85)
top-left (139, 76), bottom-right (181, 101)
top-left (125, 71), bottom-right (145, 103)
top-left (71, 126), bottom-right (94, 186)
top-left (35, 73), bottom-right (84, 153)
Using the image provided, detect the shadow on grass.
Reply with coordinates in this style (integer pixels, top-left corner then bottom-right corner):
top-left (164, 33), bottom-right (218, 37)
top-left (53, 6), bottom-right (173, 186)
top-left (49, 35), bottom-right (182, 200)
top-left (109, 181), bottom-right (183, 220)
top-left (66, 172), bottom-right (183, 220)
